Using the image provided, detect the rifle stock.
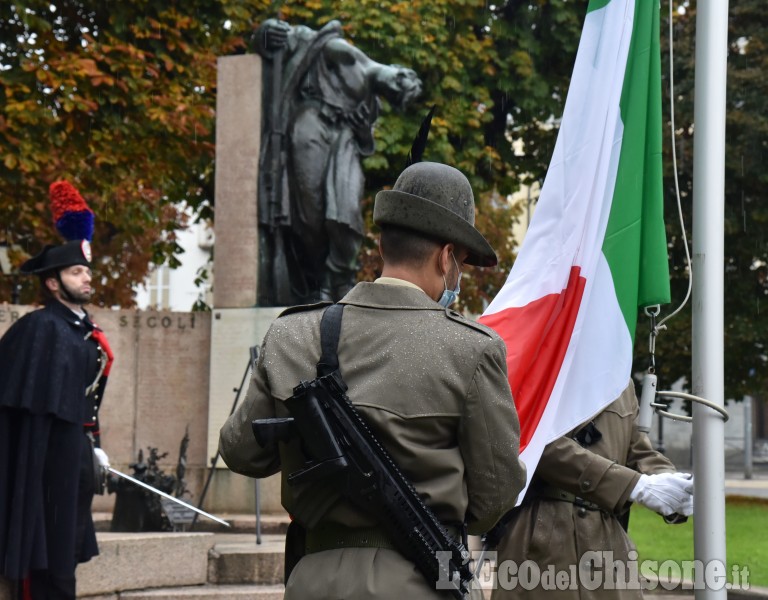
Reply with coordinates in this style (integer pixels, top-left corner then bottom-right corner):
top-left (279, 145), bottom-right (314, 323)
top-left (252, 417), bottom-right (295, 448)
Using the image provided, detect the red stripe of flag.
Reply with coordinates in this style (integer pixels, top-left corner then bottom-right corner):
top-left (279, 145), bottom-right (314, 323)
top-left (479, 266), bottom-right (586, 451)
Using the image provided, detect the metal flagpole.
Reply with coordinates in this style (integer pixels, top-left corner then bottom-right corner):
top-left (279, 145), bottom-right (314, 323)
top-left (691, 0), bottom-right (729, 598)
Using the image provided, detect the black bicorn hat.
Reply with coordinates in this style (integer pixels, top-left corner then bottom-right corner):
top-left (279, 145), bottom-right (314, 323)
top-left (20, 239), bottom-right (92, 275)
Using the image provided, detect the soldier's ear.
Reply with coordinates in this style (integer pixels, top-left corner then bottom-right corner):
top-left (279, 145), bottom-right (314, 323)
top-left (44, 276), bottom-right (59, 294)
top-left (437, 243), bottom-right (454, 276)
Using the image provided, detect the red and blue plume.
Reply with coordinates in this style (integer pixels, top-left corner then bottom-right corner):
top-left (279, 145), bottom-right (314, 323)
top-left (49, 180), bottom-right (94, 242)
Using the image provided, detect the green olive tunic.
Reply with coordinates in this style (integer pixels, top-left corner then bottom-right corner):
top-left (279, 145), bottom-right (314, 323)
top-left (220, 280), bottom-right (526, 599)
top-left (491, 383), bottom-right (677, 600)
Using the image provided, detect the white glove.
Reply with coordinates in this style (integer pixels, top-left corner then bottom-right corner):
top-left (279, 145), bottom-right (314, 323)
top-left (93, 447), bottom-right (110, 469)
top-left (630, 472), bottom-right (694, 517)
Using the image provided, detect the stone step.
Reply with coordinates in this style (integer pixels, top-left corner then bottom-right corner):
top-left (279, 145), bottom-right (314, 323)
top-left (207, 534), bottom-right (285, 586)
top-left (76, 532), bottom-right (215, 597)
top-left (94, 512), bottom-right (290, 536)
top-left (77, 532), bottom-right (287, 594)
top-left (203, 514), bottom-right (290, 536)
top-left (116, 583), bottom-right (285, 599)
top-left (0, 531), bottom-right (289, 599)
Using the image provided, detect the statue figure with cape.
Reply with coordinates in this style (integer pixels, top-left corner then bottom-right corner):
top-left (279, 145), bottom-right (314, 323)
top-left (253, 19), bottom-right (422, 305)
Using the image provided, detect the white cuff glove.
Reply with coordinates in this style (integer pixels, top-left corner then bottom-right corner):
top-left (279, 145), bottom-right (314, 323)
top-left (630, 472), bottom-right (694, 517)
top-left (94, 447), bottom-right (110, 469)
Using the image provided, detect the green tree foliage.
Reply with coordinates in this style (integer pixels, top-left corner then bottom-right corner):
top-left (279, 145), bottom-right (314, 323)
top-left (1, 0), bottom-right (587, 312)
top-left (0, 0), bottom-right (268, 305)
top-left (633, 2), bottom-right (768, 401)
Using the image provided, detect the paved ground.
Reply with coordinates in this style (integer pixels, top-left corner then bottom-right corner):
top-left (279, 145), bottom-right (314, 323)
top-left (725, 466), bottom-right (768, 499)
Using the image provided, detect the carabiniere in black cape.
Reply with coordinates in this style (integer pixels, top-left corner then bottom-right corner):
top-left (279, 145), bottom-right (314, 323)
top-left (0, 299), bottom-right (106, 581)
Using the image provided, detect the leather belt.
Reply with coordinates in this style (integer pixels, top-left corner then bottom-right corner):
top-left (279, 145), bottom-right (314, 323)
top-left (305, 522), bottom-right (461, 554)
top-left (537, 485), bottom-right (602, 511)
top-left (306, 523), bottom-right (396, 554)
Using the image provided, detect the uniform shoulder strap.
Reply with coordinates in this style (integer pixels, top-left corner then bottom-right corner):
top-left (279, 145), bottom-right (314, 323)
top-left (317, 303), bottom-right (344, 377)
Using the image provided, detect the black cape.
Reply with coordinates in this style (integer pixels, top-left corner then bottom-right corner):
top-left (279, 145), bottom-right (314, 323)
top-left (0, 300), bottom-right (101, 579)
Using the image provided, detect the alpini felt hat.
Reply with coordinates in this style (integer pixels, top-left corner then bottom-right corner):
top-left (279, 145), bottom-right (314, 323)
top-left (373, 162), bottom-right (497, 267)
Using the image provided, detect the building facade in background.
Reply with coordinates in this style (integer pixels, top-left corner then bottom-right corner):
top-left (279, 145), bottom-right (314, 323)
top-left (135, 217), bottom-right (214, 311)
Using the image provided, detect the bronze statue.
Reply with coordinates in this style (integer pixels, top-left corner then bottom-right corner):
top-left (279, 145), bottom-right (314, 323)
top-left (253, 19), bottom-right (422, 305)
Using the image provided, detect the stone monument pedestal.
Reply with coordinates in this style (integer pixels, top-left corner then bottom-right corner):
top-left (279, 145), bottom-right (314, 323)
top-left (206, 307), bottom-right (285, 515)
top-left (206, 54), bottom-right (287, 516)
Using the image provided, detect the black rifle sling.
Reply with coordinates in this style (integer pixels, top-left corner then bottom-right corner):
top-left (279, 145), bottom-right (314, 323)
top-left (317, 303), bottom-right (344, 377)
top-left (305, 303), bottom-right (472, 598)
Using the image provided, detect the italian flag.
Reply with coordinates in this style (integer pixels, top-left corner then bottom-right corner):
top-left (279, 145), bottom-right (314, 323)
top-left (479, 0), bottom-right (671, 499)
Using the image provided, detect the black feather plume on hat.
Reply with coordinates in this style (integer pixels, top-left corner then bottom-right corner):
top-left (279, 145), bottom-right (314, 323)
top-left (405, 105), bottom-right (436, 169)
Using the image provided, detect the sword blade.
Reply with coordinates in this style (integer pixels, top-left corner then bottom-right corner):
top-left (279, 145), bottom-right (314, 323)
top-left (108, 467), bottom-right (230, 528)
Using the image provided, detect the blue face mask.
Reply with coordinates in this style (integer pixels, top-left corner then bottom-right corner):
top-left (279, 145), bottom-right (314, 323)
top-left (438, 253), bottom-right (462, 308)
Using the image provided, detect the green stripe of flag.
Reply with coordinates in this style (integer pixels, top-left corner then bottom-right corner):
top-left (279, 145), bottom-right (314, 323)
top-left (587, 0), bottom-right (612, 14)
top-left (602, 0), bottom-right (671, 344)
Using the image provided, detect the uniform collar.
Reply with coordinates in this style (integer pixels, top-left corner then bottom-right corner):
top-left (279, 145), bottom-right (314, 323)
top-left (339, 281), bottom-right (443, 311)
top-left (373, 276), bottom-right (424, 291)
top-left (46, 298), bottom-right (93, 329)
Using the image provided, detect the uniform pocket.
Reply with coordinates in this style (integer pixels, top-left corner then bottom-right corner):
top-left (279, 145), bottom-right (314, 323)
top-left (602, 404), bottom-right (634, 419)
top-left (527, 501), bottom-right (556, 560)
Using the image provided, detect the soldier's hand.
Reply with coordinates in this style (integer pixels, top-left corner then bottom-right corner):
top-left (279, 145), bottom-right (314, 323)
top-left (94, 447), bottom-right (110, 469)
top-left (630, 472), bottom-right (694, 517)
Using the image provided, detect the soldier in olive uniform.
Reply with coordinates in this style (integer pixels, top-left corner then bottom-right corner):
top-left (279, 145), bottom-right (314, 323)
top-left (491, 382), bottom-right (693, 599)
top-left (220, 162), bottom-right (526, 599)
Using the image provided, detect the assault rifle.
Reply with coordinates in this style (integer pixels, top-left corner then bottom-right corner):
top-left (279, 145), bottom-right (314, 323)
top-left (252, 369), bottom-right (473, 599)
